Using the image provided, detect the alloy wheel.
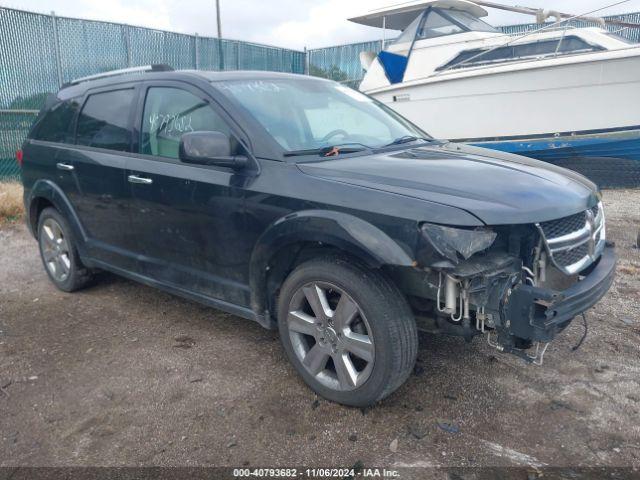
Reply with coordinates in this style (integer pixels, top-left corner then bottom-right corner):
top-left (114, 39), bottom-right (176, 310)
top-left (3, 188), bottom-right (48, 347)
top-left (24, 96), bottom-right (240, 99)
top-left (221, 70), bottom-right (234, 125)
top-left (286, 281), bottom-right (375, 391)
top-left (40, 218), bottom-right (71, 283)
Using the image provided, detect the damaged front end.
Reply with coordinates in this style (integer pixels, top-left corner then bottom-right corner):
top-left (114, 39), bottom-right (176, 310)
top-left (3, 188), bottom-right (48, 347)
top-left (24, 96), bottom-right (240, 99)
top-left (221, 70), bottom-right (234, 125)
top-left (410, 205), bottom-right (616, 365)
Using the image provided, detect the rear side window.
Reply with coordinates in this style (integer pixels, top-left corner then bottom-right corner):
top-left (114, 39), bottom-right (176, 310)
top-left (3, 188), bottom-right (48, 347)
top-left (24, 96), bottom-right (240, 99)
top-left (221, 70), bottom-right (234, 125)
top-left (76, 89), bottom-right (134, 152)
top-left (32, 99), bottom-right (80, 143)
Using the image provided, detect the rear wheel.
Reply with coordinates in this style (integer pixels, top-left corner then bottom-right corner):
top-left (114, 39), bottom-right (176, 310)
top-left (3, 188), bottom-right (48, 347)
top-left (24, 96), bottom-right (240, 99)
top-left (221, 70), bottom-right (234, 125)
top-left (277, 256), bottom-right (418, 407)
top-left (37, 207), bottom-right (93, 292)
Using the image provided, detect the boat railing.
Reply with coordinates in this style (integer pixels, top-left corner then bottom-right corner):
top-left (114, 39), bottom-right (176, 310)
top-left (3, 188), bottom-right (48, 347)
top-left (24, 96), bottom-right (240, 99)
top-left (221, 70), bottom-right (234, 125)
top-left (431, 1), bottom-right (622, 77)
top-left (610, 25), bottom-right (632, 35)
top-left (554, 23), bottom-right (570, 55)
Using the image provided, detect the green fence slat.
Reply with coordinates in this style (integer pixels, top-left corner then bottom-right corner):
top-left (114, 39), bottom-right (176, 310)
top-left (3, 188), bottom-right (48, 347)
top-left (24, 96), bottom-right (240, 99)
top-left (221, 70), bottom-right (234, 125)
top-left (0, 111), bottom-right (36, 180)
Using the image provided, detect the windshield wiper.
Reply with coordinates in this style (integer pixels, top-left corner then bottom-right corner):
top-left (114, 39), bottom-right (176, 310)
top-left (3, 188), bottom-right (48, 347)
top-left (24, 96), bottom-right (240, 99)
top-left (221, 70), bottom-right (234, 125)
top-left (384, 135), bottom-right (428, 147)
top-left (283, 144), bottom-right (368, 157)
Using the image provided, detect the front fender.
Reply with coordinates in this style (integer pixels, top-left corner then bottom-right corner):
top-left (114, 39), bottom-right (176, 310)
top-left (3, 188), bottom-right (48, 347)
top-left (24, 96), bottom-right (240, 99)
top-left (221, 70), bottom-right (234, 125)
top-left (26, 179), bottom-right (87, 250)
top-left (249, 210), bottom-right (415, 321)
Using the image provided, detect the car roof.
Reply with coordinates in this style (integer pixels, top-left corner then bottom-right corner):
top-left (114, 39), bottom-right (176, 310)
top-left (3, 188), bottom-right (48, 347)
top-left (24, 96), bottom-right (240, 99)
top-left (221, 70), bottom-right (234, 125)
top-left (57, 69), bottom-right (328, 101)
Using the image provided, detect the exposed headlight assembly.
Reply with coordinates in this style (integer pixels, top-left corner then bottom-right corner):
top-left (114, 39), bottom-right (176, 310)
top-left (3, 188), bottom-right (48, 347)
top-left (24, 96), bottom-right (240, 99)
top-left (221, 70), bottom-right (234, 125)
top-left (419, 223), bottom-right (497, 268)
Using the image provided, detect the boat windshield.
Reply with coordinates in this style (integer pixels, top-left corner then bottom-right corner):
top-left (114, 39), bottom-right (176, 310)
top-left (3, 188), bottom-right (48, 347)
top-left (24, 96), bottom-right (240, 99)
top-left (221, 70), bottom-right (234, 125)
top-left (447, 10), bottom-right (498, 34)
top-left (395, 8), bottom-right (498, 44)
top-left (215, 78), bottom-right (428, 154)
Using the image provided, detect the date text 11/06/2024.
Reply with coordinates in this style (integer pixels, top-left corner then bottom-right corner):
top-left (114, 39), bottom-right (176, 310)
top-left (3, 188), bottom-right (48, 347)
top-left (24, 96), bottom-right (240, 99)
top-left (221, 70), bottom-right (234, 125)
top-left (233, 468), bottom-right (400, 478)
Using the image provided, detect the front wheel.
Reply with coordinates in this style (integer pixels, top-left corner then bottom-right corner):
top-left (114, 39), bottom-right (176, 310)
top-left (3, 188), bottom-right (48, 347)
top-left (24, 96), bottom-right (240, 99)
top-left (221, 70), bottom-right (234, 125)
top-left (277, 256), bottom-right (418, 407)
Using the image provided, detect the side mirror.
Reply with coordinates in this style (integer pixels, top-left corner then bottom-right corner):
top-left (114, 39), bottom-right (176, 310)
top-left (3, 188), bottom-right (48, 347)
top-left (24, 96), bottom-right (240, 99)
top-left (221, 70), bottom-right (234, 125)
top-left (179, 131), bottom-right (248, 170)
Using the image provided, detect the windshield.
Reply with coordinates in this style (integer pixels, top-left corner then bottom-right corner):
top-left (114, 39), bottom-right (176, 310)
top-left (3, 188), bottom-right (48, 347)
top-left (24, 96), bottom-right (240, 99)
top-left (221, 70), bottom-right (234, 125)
top-left (215, 78), bottom-right (428, 153)
top-left (446, 10), bottom-right (498, 34)
top-left (394, 8), bottom-right (497, 44)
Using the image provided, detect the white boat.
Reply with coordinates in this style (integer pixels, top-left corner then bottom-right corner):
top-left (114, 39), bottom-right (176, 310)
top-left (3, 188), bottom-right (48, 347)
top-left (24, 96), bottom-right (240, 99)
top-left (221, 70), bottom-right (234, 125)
top-left (350, 0), bottom-right (640, 162)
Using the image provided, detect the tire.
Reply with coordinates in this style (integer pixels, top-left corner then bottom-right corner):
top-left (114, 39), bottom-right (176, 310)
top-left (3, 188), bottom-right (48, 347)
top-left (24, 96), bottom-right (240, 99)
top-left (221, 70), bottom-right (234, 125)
top-left (277, 256), bottom-right (418, 407)
top-left (37, 207), bottom-right (93, 292)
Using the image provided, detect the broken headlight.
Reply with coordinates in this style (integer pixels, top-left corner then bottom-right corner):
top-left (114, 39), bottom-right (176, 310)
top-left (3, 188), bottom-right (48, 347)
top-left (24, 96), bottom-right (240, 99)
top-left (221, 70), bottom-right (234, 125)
top-left (418, 223), bottom-right (497, 268)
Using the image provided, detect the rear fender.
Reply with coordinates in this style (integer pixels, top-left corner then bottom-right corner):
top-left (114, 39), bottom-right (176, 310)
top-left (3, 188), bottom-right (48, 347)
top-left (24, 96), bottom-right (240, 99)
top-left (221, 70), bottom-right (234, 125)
top-left (27, 179), bottom-right (87, 255)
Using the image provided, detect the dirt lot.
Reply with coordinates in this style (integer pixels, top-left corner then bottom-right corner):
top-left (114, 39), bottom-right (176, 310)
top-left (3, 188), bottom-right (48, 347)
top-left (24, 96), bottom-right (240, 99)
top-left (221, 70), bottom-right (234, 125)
top-left (1, 190), bottom-right (639, 475)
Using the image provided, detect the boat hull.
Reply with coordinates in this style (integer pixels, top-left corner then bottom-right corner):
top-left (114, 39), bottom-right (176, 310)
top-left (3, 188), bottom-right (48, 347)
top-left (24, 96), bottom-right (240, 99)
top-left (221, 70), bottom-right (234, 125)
top-left (468, 127), bottom-right (640, 162)
top-left (368, 51), bottom-right (640, 162)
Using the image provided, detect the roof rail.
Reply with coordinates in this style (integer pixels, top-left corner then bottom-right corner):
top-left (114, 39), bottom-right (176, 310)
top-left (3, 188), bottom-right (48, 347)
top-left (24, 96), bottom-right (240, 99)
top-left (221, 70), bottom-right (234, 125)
top-left (65, 64), bottom-right (174, 87)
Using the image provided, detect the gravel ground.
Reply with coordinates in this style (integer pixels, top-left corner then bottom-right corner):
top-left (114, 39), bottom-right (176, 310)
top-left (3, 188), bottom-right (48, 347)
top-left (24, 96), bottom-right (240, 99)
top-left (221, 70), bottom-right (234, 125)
top-left (0, 190), bottom-right (639, 475)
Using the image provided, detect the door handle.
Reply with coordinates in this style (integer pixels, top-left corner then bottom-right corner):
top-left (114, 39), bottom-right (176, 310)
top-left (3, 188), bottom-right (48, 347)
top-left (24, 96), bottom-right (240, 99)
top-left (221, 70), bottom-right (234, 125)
top-left (56, 162), bottom-right (74, 171)
top-left (128, 174), bottom-right (153, 185)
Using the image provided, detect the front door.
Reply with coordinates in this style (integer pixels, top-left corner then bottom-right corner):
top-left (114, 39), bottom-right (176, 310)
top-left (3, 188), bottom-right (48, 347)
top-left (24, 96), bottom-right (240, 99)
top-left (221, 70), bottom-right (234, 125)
top-left (126, 83), bottom-right (254, 307)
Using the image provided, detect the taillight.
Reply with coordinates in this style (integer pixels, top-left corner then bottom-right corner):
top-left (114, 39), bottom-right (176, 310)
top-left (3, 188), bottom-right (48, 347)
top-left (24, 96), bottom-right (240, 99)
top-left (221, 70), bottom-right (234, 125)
top-left (16, 149), bottom-right (23, 167)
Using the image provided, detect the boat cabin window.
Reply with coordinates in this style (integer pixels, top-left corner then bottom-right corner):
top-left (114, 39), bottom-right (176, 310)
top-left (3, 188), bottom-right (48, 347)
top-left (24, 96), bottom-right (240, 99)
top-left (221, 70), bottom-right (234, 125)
top-left (437, 35), bottom-right (604, 70)
top-left (394, 8), bottom-right (498, 44)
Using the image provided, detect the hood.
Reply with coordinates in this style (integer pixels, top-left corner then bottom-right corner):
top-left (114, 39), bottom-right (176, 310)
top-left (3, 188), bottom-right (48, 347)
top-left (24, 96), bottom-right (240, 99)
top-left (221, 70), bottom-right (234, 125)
top-left (297, 142), bottom-right (599, 225)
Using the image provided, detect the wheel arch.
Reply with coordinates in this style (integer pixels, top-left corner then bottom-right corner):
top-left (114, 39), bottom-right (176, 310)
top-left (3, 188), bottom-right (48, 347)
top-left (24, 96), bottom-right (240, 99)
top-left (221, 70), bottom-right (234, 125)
top-left (249, 210), bottom-right (415, 328)
top-left (27, 179), bottom-right (87, 248)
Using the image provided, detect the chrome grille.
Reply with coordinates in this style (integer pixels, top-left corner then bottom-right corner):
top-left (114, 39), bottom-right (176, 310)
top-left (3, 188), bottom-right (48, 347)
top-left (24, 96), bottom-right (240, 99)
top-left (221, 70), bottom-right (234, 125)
top-left (554, 243), bottom-right (589, 267)
top-left (537, 202), bottom-right (606, 275)
top-left (540, 212), bottom-right (586, 239)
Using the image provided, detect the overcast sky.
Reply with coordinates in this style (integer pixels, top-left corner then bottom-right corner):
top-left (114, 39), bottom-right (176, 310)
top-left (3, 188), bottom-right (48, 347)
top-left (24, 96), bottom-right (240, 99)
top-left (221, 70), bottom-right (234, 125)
top-left (5, 0), bottom-right (640, 49)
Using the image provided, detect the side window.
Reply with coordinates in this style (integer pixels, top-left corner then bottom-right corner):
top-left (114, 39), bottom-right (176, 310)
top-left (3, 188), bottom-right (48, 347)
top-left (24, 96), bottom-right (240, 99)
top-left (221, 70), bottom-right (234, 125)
top-left (141, 87), bottom-right (236, 159)
top-left (32, 99), bottom-right (80, 143)
top-left (438, 36), bottom-right (602, 70)
top-left (76, 89), bottom-right (134, 152)
top-left (510, 37), bottom-right (599, 57)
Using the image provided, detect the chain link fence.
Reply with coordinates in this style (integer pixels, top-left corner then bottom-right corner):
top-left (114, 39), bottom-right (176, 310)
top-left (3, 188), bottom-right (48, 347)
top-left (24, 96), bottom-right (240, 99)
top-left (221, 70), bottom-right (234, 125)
top-left (308, 40), bottom-right (384, 88)
top-left (1, 6), bottom-right (639, 180)
top-left (0, 6), bottom-right (306, 180)
top-left (498, 11), bottom-right (640, 39)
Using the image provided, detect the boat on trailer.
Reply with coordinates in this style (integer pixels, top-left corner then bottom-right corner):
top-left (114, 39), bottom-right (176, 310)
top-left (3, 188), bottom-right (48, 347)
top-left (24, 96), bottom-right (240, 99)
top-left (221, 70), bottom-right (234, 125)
top-left (350, 0), bottom-right (640, 162)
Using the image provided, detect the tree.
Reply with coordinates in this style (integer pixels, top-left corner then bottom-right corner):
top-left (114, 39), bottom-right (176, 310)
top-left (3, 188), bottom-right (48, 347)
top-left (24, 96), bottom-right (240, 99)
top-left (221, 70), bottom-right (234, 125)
top-left (8, 92), bottom-right (49, 110)
top-left (309, 64), bottom-right (348, 83)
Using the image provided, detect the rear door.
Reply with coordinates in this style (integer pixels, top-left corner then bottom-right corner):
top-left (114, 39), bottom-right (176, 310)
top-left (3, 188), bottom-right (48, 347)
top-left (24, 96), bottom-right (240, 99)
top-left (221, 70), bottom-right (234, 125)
top-left (66, 85), bottom-right (138, 270)
top-left (126, 81), bottom-right (255, 306)
top-left (24, 96), bottom-right (81, 203)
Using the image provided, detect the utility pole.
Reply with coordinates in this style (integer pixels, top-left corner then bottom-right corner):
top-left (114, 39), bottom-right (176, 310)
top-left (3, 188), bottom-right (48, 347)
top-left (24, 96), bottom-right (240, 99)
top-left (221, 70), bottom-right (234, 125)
top-left (216, 0), bottom-right (222, 38)
top-left (216, 0), bottom-right (224, 70)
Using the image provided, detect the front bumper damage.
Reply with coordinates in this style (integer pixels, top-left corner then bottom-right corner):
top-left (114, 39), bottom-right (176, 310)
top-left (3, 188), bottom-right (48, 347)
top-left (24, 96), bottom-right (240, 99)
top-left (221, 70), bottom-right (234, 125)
top-left (412, 243), bottom-right (616, 364)
top-left (473, 245), bottom-right (616, 363)
top-left (414, 217), bottom-right (616, 364)
top-left (499, 245), bottom-right (616, 348)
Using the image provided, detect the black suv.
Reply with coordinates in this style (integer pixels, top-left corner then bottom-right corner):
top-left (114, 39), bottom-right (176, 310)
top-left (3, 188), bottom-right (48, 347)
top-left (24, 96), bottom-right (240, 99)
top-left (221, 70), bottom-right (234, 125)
top-left (20, 66), bottom-right (616, 406)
